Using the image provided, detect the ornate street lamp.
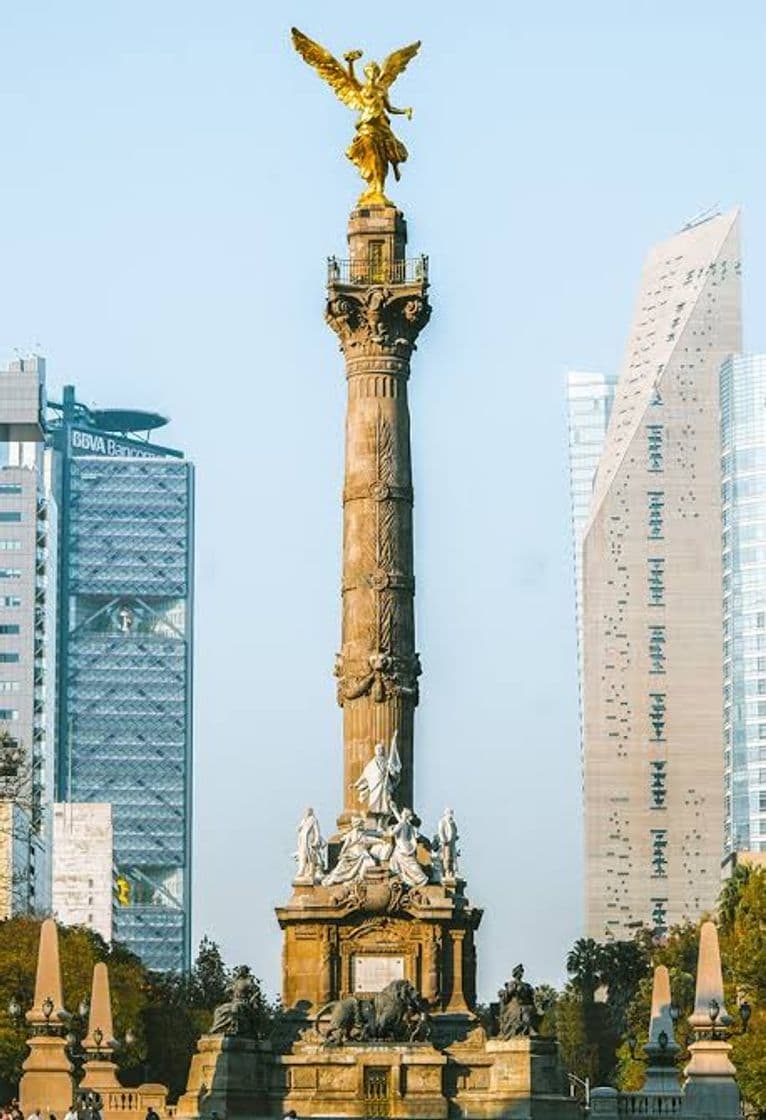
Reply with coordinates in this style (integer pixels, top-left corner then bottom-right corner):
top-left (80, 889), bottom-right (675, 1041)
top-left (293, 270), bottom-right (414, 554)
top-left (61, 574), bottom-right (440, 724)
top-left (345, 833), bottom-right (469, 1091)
top-left (93, 1026), bottom-right (103, 1055)
top-left (7, 996), bottom-right (21, 1021)
top-left (42, 996), bottom-right (54, 1025)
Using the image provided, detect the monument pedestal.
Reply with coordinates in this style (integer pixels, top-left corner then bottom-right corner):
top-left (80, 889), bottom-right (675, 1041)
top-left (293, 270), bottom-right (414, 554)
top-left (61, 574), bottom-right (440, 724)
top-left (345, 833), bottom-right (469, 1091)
top-left (449, 1038), bottom-right (579, 1120)
top-left (79, 1056), bottom-right (122, 1094)
top-left (277, 875), bottom-right (480, 1024)
top-left (682, 1039), bottom-right (740, 1119)
top-left (176, 1035), bottom-right (271, 1120)
top-left (282, 1042), bottom-right (447, 1119)
top-left (19, 1035), bottom-right (75, 1117)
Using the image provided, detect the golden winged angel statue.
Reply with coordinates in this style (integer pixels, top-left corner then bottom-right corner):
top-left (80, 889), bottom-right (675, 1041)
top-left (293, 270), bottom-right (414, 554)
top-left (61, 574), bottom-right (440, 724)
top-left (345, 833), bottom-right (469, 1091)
top-left (291, 27), bottom-right (421, 207)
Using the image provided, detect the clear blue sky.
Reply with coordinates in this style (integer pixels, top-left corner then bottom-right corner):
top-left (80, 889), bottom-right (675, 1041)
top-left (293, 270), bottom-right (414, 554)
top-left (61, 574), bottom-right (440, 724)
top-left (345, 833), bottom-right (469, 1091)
top-left (0, 0), bottom-right (764, 996)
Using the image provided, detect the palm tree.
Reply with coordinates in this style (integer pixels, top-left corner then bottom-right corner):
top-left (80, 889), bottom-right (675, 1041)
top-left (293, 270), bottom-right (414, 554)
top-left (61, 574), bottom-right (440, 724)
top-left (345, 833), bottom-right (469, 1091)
top-left (566, 938), bottom-right (606, 1003)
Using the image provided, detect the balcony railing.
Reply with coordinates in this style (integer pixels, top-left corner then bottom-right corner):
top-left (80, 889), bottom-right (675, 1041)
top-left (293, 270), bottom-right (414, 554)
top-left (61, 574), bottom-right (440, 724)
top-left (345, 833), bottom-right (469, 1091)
top-left (618, 1094), bottom-right (684, 1117)
top-left (327, 255), bottom-right (428, 286)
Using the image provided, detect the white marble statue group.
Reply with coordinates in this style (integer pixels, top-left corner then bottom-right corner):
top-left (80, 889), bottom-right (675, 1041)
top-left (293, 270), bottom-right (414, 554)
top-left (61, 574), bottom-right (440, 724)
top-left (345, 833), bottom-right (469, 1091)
top-left (293, 732), bottom-right (460, 890)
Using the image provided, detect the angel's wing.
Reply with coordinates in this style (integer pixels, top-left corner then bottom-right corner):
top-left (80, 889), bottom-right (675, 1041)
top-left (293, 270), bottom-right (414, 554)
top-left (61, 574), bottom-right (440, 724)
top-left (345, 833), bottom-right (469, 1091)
top-left (291, 28), bottom-right (363, 110)
top-left (379, 41), bottom-right (421, 91)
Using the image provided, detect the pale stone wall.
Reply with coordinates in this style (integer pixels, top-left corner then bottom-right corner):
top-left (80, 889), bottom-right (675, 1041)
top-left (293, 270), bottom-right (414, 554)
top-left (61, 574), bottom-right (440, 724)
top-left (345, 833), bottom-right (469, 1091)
top-left (52, 802), bottom-right (113, 941)
top-left (583, 212), bottom-right (741, 938)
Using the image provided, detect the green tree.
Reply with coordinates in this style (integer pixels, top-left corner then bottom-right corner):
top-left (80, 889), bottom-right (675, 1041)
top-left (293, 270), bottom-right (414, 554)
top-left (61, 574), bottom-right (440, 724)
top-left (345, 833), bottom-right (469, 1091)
top-left (566, 938), bottom-right (606, 1003)
top-left (554, 988), bottom-right (600, 1086)
top-left (0, 918), bottom-right (150, 1097)
top-left (189, 937), bottom-right (229, 1009)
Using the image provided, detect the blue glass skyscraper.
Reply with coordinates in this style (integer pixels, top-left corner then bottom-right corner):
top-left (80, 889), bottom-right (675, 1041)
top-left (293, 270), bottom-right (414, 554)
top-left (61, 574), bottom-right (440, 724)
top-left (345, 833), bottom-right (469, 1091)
top-left (48, 387), bottom-right (193, 971)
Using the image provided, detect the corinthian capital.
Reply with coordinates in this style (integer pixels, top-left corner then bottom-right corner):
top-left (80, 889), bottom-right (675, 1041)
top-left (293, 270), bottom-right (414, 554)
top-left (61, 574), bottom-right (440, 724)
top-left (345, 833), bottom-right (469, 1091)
top-left (326, 285), bottom-right (431, 357)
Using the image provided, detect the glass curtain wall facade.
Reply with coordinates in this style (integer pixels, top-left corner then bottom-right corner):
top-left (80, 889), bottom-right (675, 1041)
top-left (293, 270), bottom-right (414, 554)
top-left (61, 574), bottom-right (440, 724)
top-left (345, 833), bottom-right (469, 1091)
top-left (566, 371), bottom-right (617, 762)
top-left (721, 354), bottom-right (766, 855)
top-left (49, 387), bottom-right (193, 971)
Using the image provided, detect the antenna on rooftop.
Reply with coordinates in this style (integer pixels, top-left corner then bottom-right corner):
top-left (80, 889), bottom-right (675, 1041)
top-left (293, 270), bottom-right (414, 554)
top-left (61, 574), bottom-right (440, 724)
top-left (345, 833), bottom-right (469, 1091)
top-left (681, 203), bottom-right (721, 232)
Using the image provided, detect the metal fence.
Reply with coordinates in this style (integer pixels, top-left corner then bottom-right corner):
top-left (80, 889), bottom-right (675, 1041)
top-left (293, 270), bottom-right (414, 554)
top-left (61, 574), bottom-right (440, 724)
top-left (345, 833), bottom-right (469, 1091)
top-left (327, 255), bottom-right (428, 286)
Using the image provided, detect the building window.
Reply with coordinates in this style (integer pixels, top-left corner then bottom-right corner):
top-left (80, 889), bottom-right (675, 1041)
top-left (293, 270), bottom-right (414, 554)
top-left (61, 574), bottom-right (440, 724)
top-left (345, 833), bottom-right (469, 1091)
top-left (760, 792), bottom-right (766, 813)
top-left (647, 424), bottom-right (664, 472)
top-left (0, 709), bottom-right (19, 720)
top-left (0, 625), bottom-right (19, 635)
top-left (0, 570), bottom-right (21, 580)
top-left (0, 541), bottom-right (22, 551)
top-left (648, 558), bottom-right (665, 605)
top-left (651, 829), bottom-right (668, 877)
top-left (0, 653), bottom-right (19, 663)
top-left (0, 596), bottom-right (20, 606)
top-left (0, 485), bottom-right (22, 495)
top-left (0, 682), bottom-right (20, 693)
top-left (649, 692), bottom-right (666, 741)
top-left (648, 491), bottom-right (664, 539)
top-left (649, 625), bottom-right (666, 673)
top-left (0, 512), bottom-right (21, 522)
top-left (650, 760), bottom-right (667, 807)
top-left (652, 897), bottom-right (668, 936)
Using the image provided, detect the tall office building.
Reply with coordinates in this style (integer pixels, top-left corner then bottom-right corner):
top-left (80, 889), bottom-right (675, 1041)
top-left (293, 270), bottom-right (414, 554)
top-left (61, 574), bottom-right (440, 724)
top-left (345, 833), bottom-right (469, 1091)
top-left (0, 356), bottom-right (57, 918)
top-left (566, 372), bottom-right (617, 754)
top-left (582, 210), bottom-right (741, 939)
top-left (720, 354), bottom-right (766, 856)
top-left (48, 387), bottom-right (194, 971)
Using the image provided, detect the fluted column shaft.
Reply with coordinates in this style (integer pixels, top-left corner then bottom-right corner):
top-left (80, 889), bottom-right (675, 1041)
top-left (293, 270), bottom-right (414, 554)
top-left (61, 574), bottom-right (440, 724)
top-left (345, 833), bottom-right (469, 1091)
top-left (326, 205), bottom-right (430, 822)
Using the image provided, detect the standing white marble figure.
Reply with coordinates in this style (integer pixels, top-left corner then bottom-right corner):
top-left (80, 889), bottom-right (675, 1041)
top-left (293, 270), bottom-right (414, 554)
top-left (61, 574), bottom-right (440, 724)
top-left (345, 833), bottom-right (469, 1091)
top-left (295, 807), bottom-right (325, 883)
top-left (437, 807), bottom-right (459, 880)
top-left (353, 731), bottom-right (402, 816)
top-left (389, 806), bottom-right (428, 887)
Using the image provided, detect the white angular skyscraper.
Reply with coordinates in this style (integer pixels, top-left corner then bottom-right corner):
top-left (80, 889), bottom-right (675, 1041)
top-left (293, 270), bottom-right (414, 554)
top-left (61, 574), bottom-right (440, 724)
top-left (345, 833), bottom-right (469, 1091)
top-left (583, 210), bottom-right (741, 939)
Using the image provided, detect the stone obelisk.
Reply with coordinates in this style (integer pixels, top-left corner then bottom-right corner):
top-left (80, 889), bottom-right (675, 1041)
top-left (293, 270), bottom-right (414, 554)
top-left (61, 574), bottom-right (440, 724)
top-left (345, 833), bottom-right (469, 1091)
top-left (328, 205), bottom-right (430, 822)
top-left (19, 918), bottom-right (74, 1115)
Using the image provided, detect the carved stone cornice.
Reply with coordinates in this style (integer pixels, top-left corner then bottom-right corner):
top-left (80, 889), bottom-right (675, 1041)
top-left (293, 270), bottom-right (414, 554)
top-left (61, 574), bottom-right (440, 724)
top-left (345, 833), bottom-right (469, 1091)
top-left (326, 283), bottom-right (431, 357)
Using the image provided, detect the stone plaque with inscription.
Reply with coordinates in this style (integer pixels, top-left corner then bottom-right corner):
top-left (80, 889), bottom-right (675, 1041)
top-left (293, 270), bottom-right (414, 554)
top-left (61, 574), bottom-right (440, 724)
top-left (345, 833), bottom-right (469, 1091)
top-left (353, 954), bottom-right (405, 993)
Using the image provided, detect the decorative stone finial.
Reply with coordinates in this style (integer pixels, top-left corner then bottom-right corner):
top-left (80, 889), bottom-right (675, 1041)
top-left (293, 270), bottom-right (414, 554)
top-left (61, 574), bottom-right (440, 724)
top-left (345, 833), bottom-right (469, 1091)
top-left (688, 920), bottom-right (732, 1029)
top-left (26, 918), bottom-right (67, 1028)
top-left (640, 965), bottom-right (680, 1094)
top-left (647, 965), bottom-right (679, 1052)
top-left (683, 920), bottom-right (739, 1119)
top-left (83, 962), bottom-right (117, 1053)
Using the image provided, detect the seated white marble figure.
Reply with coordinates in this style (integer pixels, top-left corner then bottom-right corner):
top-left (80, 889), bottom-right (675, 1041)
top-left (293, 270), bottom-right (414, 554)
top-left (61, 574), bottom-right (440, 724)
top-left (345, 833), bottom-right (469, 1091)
top-left (322, 816), bottom-right (376, 886)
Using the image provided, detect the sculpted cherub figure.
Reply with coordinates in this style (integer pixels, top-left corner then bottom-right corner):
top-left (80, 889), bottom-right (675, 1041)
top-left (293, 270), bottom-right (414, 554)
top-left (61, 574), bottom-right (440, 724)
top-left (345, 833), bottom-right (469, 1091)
top-left (291, 28), bottom-right (421, 206)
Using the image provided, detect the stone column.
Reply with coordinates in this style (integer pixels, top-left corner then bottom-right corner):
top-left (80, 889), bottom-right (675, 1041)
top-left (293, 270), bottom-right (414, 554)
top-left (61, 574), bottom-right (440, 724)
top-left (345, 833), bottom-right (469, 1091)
top-left (445, 929), bottom-right (468, 1013)
top-left (422, 928), bottom-right (440, 1006)
top-left (326, 204), bottom-right (430, 822)
top-left (318, 929), bottom-right (334, 1005)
